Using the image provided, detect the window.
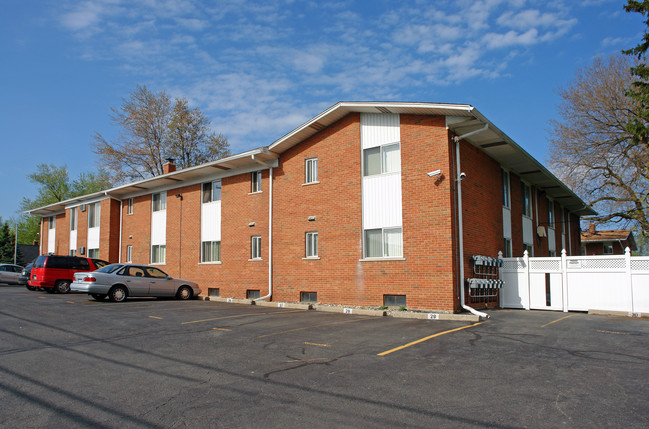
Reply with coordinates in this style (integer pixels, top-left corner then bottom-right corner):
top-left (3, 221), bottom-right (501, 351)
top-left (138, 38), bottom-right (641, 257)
top-left (126, 245), bottom-right (133, 263)
top-left (251, 236), bottom-right (261, 260)
top-left (305, 158), bottom-right (318, 184)
top-left (202, 180), bottom-right (222, 203)
top-left (152, 193), bottom-right (166, 212)
top-left (547, 198), bottom-right (554, 228)
top-left (251, 171), bottom-right (262, 193)
top-left (88, 203), bottom-right (100, 228)
top-left (48, 216), bottom-right (55, 229)
top-left (208, 288), bottom-right (220, 297)
top-left (523, 243), bottom-right (533, 256)
top-left (127, 198), bottom-right (134, 215)
top-left (151, 244), bottom-right (166, 264)
top-left (604, 243), bottom-right (614, 254)
top-left (364, 227), bottom-right (403, 258)
top-left (305, 231), bottom-right (318, 258)
top-left (384, 295), bottom-right (406, 307)
top-left (502, 170), bottom-right (510, 208)
top-left (503, 238), bottom-right (512, 258)
top-left (202, 241), bottom-right (221, 262)
top-left (88, 248), bottom-right (99, 258)
top-left (363, 143), bottom-right (400, 176)
top-left (247, 289), bottom-right (260, 299)
top-left (69, 249), bottom-right (76, 256)
top-left (521, 182), bottom-right (532, 217)
top-left (70, 207), bottom-right (77, 231)
top-left (300, 292), bottom-right (317, 302)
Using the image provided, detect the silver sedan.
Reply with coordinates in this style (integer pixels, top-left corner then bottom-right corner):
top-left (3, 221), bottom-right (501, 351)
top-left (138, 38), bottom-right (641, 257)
top-left (0, 264), bottom-right (24, 284)
top-left (71, 264), bottom-right (201, 302)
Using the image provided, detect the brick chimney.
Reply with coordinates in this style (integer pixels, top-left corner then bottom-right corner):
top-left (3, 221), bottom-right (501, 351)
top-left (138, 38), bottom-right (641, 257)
top-left (589, 222), bottom-right (596, 234)
top-left (163, 158), bottom-right (176, 174)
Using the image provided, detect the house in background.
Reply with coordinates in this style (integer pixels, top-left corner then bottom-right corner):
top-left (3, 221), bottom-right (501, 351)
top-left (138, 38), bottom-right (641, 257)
top-left (28, 102), bottom-right (594, 313)
top-left (581, 223), bottom-right (637, 255)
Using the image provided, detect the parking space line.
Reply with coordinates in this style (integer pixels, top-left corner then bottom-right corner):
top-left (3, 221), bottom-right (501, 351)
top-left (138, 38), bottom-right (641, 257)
top-left (304, 342), bottom-right (330, 347)
top-left (181, 309), bottom-right (303, 325)
top-left (148, 316), bottom-right (163, 320)
top-left (377, 322), bottom-right (485, 356)
top-left (212, 327), bottom-right (232, 331)
top-left (256, 317), bottom-right (375, 339)
top-left (541, 314), bottom-right (576, 328)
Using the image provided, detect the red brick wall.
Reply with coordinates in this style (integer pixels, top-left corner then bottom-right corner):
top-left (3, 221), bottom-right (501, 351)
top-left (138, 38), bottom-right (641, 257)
top-left (99, 199), bottom-right (121, 262)
top-left (121, 195), bottom-right (152, 264)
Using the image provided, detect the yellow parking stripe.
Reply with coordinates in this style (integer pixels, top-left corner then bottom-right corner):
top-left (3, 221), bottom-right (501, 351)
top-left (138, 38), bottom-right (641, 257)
top-left (181, 309), bottom-right (303, 325)
top-left (148, 316), bottom-right (163, 320)
top-left (304, 342), bottom-right (330, 347)
top-left (378, 322), bottom-right (485, 356)
top-left (541, 314), bottom-right (576, 328)
top-left (212, 327), bottom-right (232, 331)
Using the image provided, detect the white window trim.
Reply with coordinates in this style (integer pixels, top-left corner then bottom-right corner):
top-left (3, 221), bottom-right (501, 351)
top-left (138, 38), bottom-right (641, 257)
top-left (305, 157), bottom-right (318, 184)
top-left (363, 227), bottom-right (404, 259)
top-left (151, 244), bottom-right (166, 265)
top-left (250, 236), bottom-right (262, 260)
top-left (127, 198), bottom-right (134, 215)
top-left (362, 142), bottom-right (401, 177)
top-left (251, 171), bottom-right (262, 194)
top-left (305, 231), bottom-right (318, 258)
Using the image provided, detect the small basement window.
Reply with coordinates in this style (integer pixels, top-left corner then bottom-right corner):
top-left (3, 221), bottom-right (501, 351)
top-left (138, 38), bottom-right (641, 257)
top-left (208, 288), bottom-right (220, 297)
top-left (384, 294), bottom-right (406, 307)
top-left (300, 292), bottom-right (317, 302)
top-left (247, 290), bottom-right (260, 299)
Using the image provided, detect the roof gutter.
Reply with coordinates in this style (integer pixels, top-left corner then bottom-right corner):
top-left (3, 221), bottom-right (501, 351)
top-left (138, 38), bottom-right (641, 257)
top-left (454, 124), bottom-right (489, 319)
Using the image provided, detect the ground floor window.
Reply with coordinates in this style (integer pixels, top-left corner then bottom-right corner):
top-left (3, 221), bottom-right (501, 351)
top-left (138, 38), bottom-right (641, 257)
top-left (305, 231), bottom-right (318, 258)
top-left (384, 294), bottom-right (406, 307)
top-left (523, 243), bottom-right (533, 257)
top-left (300, 291), bottom-right (317, 302)
top-left (151, 244), bottom-right (166, 264)
top-left (208, 288), bottom-right (219, 297)
top-left (202, 241), bottom-right (221, 262)
top-left (69, 249), bottom-right (76, 256)
top-left (247, 289), bottom-right (260, 299)
top-left (87, 248), bottom-right (99, 258)
top-left (364, 227), bottom-right (402, 258)
top-left (251, 236), bottom-right (261, 260)
top-left (503, 238), bottom-right (512, 258)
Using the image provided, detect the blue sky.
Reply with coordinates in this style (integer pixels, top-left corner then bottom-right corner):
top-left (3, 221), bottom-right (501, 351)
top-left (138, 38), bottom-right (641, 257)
top-left (0, 0), bottom-right (644, 224)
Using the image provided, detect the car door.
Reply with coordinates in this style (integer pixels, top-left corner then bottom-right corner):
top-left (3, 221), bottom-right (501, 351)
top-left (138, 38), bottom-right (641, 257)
top-left (144, 266), bottom-right (175, 297)
top-left (9, 266), bottom-right (22, 283)
top-left (0, 266), bottom-right (8, 283)
top-left (123, 266), bottom-right (150, 296)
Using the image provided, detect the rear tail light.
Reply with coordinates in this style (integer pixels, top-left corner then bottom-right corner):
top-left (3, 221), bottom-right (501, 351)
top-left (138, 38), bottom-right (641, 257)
top-left (83, 276), bottom-right (96, 282)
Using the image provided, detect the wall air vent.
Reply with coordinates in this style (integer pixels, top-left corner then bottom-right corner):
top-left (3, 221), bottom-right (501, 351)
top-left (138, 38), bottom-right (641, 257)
top-left (80, 204), bottom-right (86, 212)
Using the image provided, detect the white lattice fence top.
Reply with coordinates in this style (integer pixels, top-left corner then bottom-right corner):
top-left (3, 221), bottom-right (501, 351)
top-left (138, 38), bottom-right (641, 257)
top-left (631, 259), bottom-right (649, 271)
top-left (502, 258), bottom-right (525, 270)
top-left (530, 259), bottom-right (561, 272)
top-left (576, 258), bottom-right (626, 270)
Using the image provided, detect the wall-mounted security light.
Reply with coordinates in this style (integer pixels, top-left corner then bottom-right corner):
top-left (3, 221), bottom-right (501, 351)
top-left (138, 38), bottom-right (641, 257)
top-left (459, 172), bottom-right (467, 180)
top-left (249, 222), bottom-right (255, 227)
top-left (308, 216), bottom-right (316, 221)
top-left (427, 169), bottom-right (442, 177)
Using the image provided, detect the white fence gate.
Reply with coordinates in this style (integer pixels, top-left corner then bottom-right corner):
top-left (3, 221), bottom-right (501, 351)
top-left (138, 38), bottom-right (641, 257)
top-left (500, 248), bottom-right (649, 315)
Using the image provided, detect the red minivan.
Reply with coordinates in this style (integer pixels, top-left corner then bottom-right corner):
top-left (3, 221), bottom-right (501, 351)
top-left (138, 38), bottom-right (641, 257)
top-left (28, 255), bottom-right (110, 294)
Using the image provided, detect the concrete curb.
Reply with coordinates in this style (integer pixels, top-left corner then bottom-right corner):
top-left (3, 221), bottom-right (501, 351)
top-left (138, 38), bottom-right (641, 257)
top-left (588, 309), bottom-right (648, 319)
top-left (199, 296), bottom-right (481, 321)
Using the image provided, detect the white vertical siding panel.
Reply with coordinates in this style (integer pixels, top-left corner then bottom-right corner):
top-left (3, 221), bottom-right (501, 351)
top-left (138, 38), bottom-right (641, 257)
top-left (69, 230), bottom-right (77, 254)
top-left (201, 201), bottom-right (221, 242)
top-left (361, 113), bottom-right (400, 149)
top-left (363, 174), bottom-right (402, 229)
top-left (88, 227), bottom-right (100, 249)
top-left (47, 223), bottom-right (55, 254)
top-left (522, 217), bottom-right (533, 245)
top-left (151, 211), bottom-right (166, 246)
top-left (502, 207), bottom-right (511, 239)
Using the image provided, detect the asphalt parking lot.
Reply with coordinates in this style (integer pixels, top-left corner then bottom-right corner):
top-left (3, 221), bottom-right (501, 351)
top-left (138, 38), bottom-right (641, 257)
top-left (1, 284), bottom-right (648, 428)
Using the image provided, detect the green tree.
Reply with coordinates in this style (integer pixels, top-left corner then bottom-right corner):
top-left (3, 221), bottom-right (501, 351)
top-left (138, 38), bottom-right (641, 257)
top-left (624, 1), bottom-right (649, 145)
top-left (17, 165), bottom-right (112, 245)
top-left (0, 222), bottom-right (16, 264)
top-left (93, 85), bottom-right (230, 183)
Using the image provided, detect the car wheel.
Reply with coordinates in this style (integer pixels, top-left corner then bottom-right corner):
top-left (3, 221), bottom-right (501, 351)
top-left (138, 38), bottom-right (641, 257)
top-left (25, 285), bottom-right (36, 291)
top-left (176, 286), bottom-right (193, 300)
top-left (91, 294), bottom-right (107, 301)
top-left (54, 280), bottom-right (71, 294)
top-left (109, 286), bottom-right (127, 302)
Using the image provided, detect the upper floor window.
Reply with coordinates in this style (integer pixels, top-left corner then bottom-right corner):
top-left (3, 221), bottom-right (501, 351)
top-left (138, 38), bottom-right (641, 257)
top-left (363, 143), bottom-right (400, 176)
top-left (305, 231), bottom-right (318, 258)
top-left (127, 198), bottom-right (134, 215)
top-left (251, 236), bottom-right (262, 260)
top-left (126, 245), bottom-right (133, 263)
top-left (251, 171), bottom-right (262, 193)
top-left (502, 170), bottom-right (510, 208)
top-left (48, 216), bottom-right (55, 229)
top-left (70, 207), bottom-right (77, 231)
top-left (152, 193), bottom-right (166, 212)
top-left (202, 180), bottom-right (222, 203)
top-left (547, 198), bottom-right (554, 228)
top-left (521, 182), bottom-right (532, 217)
top-left (305, 158), bottom-right (318, 184)
top-left (88, 202), bottom-right (100, 228)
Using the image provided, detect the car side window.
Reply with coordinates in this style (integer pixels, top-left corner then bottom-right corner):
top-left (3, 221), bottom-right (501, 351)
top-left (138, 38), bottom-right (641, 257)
top-left (127, 267), bottom-right (146, 277)
top-left (0, 266), bottom-right (6, 272)
top-left (145, 267), bottom-right (167, 278)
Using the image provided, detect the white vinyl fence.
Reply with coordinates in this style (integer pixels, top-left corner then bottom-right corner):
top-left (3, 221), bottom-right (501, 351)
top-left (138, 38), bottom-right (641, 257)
top-left (500, 248), bottom-right (649, 315)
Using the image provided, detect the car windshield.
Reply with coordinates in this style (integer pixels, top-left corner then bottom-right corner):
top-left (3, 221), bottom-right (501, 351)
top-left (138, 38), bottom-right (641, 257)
top-left (96, 264), bottom-right (123, 274)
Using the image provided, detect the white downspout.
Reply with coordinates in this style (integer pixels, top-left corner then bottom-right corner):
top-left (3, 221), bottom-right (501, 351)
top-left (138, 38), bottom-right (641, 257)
top-left (39, 217), bottom-right (43, 255)
top-left (454, 124), bottom-right (489, 319)
top-left (118, 200), bottom-right (123, 263)
top-left (256, 167), bottom-right (273, 301)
